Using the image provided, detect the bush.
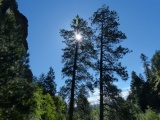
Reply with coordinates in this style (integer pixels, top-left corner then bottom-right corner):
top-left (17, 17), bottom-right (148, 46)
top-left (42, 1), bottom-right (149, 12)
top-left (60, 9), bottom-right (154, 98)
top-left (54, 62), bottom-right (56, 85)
top-left (137, 107), bottom-right (160, 120)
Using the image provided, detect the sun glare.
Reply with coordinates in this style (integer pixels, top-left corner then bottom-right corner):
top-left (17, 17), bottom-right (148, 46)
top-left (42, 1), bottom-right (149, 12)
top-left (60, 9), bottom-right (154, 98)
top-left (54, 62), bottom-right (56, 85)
top-left (75, 33), bottom-right (82, 41)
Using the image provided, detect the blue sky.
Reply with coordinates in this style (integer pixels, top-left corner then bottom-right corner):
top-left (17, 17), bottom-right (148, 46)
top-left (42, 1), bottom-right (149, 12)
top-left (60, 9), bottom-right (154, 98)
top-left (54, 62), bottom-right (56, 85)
top-left (16, 0), bottom-right (160, 96)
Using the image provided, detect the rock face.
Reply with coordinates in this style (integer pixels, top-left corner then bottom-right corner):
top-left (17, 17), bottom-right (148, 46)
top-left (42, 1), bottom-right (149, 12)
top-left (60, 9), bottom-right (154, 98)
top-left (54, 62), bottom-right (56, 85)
top-left (0, 0), bottom-right (33, 82)
top-left (0, 0), bottom-right (28, 50)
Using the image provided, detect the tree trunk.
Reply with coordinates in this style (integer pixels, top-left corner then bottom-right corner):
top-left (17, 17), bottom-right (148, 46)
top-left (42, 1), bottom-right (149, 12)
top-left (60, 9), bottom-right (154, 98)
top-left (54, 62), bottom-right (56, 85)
top-left (69, 42), bottom-right (78, 120)
top-left (100, 23), bottom-right (104, 120)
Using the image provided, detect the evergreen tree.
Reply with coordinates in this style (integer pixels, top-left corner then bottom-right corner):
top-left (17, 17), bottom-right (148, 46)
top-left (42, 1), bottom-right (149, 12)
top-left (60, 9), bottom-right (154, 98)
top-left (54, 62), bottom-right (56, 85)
top-left (54, 96), bottom-right (67, 120)
top-left (128, 71), bottom-right (145, 110)
top-left (90, 5), bottom-right (130, 120)
top-left (0, 0), bottom-right (32, 82)
top-left (38, 73), bottom-right (46, 86)
top-left (0, 12), bottom-right (26, 80)
top-left (44, 67), bottom-right (57, 96)
top-left (140, 53), bottom-right (156, 111)
top-left (128, 52), bottom-right (160, 112)
top-left (36, 67), bottom-right (57, 96)
top-left (104, 96), bottom-right (140, 120)
top-left (130, 72), bottom-right (144, 94)
top-left (74, 85), bottom-right (91, 120)
top-left (140, 53), bottom-right (151, 80)
top-left (0, 1), bottom-right (33, 118)
top-left (60, 15), bottom-right (96, 120)
top-left (90, 106), bottom-right (100, 120)
top-left (27, 88), bottom-right (56, 120)
top-left (151, 50), bottom-right (160, 91)
top-left (150, 50), bottom-right (160, 111)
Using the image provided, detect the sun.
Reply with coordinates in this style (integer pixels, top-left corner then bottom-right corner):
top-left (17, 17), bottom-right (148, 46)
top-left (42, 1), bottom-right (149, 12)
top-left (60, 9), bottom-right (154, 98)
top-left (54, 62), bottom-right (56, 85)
top-left (75, 33), bottom-right (82, 41)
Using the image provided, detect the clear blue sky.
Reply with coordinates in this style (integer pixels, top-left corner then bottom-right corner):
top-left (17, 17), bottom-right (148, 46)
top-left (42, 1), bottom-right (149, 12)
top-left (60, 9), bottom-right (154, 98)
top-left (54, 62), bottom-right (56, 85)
top-left (16, 0), bottom-right (160, 94)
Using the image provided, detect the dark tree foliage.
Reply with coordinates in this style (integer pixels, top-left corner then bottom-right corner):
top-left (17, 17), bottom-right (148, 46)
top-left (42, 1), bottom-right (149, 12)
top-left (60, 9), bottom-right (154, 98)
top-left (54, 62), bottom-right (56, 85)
top-left (130, 71), bottom-right (144, 93)
top-left (43, 67), bottom-right (57, 96)
top-left (0, 0), bottom-right (32, 83)
top-left (103, 85), bottom-right (121, 119)
top-left (128, 71), bottom-right (146, 111)
top-left (104, 96), bottom-right (140, 120)
top-left (90, 5), bottom-right (130, 120)
top-left (140, 54), bottom-right (151, 80)
top-left (150, 51), bottom-right (160, 111)
top-left (74, 85), bottom-right (91, 120)
top-left (128, 52), bottom-right (160, 113)
top-left (35, 67), bottom-right (57, 96)
top-left (0, 78), bottom-right (34, 119)
top-left (0, 0), bottom-right (29, 50)
top-left (0, 1), bottom-right (33, 119)
top-left (0, 12), bottom-right (30, 81)
top-left (139, 54), bottom-right (156, 111)
top-left (0, 1), bottom-right (67, 119)
top-left (54, 96), bottom-right (67, 120)
top-left (60, 15), bottom-right (96, 120)
top-left (38, 73), bottom-right (46, 85)
top-left (151, 50), bottom-right (160, 90)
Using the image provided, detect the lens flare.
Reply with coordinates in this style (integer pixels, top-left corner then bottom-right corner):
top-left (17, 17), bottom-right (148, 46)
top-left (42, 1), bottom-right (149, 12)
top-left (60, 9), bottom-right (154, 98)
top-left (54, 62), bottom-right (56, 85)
top-left (75, 33), bottom-right (82, 41)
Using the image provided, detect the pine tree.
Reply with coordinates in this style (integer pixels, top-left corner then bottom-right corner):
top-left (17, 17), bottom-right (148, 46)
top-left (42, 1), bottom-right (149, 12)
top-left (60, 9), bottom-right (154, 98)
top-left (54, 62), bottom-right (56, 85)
top-left (131, 72), bottom-right (143, 88)
top-left (150, 50), bottom-right (160, 111)
top-left (140, 53), bottom-right (155, 111)
top-left (90, 5), bottom-right (130, 120)
top-left (140, 54), bottom-right (151, 80)
top-left (130, 71), bottom-right (144, 99)
top-left (60, 15), bottom-right (96, 120)
top-left (44, 67), bottom-right (57, 96)
top-left (128, 71), bottom-right (145, 110)
top-left (38, 73), bottom-right (46, 86)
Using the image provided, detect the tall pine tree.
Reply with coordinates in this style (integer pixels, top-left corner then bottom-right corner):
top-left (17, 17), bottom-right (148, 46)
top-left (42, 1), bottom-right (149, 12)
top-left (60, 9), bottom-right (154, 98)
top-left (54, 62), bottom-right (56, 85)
top-left (60, 15), bottom-right (96, 120)
top-left (90, 5), bottom-right (130, 120)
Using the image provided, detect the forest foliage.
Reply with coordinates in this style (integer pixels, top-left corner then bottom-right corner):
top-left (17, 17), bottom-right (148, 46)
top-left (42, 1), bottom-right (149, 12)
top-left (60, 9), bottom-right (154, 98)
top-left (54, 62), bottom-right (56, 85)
top-left (0, 0), bottom-right (160, 120)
